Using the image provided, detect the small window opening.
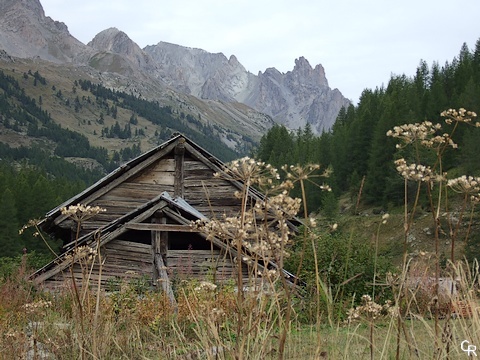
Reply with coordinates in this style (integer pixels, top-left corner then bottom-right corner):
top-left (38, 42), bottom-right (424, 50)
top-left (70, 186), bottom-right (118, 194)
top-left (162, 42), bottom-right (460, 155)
top-left (169, 232), bottom-right (217, 250)
top-left (119, 229), bottom-right (151, 245)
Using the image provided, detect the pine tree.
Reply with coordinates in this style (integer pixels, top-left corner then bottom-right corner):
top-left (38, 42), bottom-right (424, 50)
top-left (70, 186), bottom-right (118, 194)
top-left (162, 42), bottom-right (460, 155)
top-left (255, 125), bottom-right (294, 169)
top-left (0, 188), bottom-right (21, 257)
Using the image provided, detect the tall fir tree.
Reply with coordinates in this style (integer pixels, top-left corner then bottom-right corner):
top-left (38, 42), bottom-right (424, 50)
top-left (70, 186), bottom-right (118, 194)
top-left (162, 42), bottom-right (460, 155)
top-left (0, 188), bottom-right (21, 257)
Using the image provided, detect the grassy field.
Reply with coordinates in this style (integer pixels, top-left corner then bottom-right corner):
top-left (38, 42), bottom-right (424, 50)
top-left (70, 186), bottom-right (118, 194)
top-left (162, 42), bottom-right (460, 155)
top-left (1, 270), bottom-right (479, 360)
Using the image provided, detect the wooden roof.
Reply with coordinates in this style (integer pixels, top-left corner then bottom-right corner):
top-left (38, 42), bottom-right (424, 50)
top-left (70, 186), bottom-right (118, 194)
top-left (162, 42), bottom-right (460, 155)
top-left (39, 134), bottom-right (270, 234)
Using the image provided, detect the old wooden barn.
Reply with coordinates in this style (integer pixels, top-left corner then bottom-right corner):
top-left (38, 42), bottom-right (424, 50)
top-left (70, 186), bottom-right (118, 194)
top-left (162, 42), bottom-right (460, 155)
top-left (32, 134), bottom-right (298, 295)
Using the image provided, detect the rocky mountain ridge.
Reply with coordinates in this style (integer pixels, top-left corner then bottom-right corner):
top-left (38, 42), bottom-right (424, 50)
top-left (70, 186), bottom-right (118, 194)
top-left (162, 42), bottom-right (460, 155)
top-left (142, 39), bottom-right (350, 132)
top-left (0, 0), bottom-right (350, 135)
top-left (0, 0), bottom-right (92, 63)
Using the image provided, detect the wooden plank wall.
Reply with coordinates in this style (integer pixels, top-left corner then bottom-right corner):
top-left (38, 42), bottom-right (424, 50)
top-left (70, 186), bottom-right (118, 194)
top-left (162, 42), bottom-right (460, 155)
top-left (183, 156), bottom-right (242, 218)
top-left (167, 249), bottom-right (248, 282)
top-left (82, 156), bottom-right (176, 231)
top-left (44, 239), bottom-right (154, 290)
top-left (42, 244), bottom-right (255, 290)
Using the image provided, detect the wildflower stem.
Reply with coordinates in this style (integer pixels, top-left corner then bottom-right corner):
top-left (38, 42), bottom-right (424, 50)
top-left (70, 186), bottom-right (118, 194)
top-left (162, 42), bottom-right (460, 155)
top-left (425, 181), bottom-right (441, 358)
top-left (93, 231), bottom-right (102, 358)
top-left (34, 223), bottom-right (58, 257)
top-left (70, 219), bottom-right (86, 360)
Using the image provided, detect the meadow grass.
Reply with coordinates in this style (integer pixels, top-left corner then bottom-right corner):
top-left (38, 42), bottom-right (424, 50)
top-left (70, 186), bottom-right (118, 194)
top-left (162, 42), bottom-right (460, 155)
top-left (1, 108), bottom-right (480, 359)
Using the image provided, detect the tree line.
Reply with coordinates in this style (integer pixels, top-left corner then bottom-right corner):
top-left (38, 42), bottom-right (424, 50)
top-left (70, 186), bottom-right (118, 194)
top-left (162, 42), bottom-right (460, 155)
top-left (0, 160), bottom-right (89, 258)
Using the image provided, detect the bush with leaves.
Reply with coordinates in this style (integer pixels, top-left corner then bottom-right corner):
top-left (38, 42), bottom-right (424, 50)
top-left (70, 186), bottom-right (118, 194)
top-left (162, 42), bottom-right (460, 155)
top-left (286, 227), bottom-right (392, 323)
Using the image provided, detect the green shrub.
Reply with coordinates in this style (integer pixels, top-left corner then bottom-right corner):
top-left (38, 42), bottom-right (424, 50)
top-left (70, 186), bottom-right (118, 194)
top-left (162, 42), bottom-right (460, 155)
top-left (286, 229), bottom-right (392, 322)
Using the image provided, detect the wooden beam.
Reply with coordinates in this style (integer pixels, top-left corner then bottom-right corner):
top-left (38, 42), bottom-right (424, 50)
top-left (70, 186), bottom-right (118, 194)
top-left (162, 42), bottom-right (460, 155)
top-left (151, 217), bottom-right (168, 257)
top-left (152, 218), bottom-right (162, 256)
top-left (33, 257), bottom-right (72, 285)
top-left (151, 216), bottom-right (176, 310)
top-left (126, 223), bottom-right (199, 232)
top-left (159, 218), bottom-right (168, 258)
top-left (174, 137), bottom-right (185, 198)
top-left (155, 253), bottom-right (177, 310)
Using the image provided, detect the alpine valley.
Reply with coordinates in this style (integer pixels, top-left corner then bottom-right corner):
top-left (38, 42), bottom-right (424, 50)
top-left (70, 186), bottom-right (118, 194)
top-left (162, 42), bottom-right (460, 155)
top-left (0, 0), bottom-right (350, 172)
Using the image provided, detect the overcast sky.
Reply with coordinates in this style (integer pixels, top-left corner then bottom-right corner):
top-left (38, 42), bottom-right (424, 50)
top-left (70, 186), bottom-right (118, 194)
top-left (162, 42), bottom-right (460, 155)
top-left (40, 0), bottom-right (479, 104)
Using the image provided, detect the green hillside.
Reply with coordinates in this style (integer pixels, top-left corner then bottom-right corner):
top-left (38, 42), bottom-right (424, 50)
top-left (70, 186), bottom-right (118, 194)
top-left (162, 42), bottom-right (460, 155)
top-left (0, 58), bottom-right (252, 259)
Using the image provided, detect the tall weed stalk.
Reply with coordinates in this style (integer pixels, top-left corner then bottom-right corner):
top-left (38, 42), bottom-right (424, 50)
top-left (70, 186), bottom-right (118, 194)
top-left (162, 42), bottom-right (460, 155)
top-left (387, 108), bottom-right (480, 359)
top-left (193, 159), bottom-right (332, 359)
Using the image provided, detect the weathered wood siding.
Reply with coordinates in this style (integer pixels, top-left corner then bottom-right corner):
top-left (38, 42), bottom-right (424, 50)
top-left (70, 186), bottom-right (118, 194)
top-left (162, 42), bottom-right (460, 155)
top-left (182, 156), bottom-right (241, 218)
top-left (43, 239), bottom-right (154, 290)
top-left (81, 156), bottom-right (176, 232)
top-left (77, 153), bottom-right (242, 233)
top-left (167, 249), bottom-right (248, 282)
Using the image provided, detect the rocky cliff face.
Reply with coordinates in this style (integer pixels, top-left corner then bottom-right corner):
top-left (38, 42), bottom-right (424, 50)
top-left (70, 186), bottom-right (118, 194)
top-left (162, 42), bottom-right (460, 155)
top-left (0, 0), bottom-right (350, 134)
top-left (0, 0), bottom-right (91, 63)
top-left (87, 28), bottom-right (159, 78)
top-left (144, 45), bottom-right (350, 132)
top-left (250, 57), bottom-right (350, 132)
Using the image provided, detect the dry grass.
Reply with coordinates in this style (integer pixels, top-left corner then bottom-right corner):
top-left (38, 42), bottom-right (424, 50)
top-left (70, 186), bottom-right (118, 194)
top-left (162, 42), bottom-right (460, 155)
top-left (1, 272), bottom-right (479, 359)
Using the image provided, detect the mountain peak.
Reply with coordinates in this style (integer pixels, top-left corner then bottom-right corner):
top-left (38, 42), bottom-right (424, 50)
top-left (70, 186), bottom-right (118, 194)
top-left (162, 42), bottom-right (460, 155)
top-left (0, 0), bottom-right (88, 62)
top-left (0, 0), bottom-right (350, 133)
top-left (228, 54), bottom-right (240, 66)
top-left (88, 27), bottom-right (132, 52)
top-left (87, 27), bottom-right (158, 76)
top-left (290, 56), bottom-right (327, 88)
top-left (294, 56), bottom-right (312, 70)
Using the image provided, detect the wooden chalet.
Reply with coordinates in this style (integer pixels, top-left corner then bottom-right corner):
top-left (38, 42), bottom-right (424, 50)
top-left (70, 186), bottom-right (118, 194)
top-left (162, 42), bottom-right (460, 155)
top-left (32, 134), bottom-right (298, 294)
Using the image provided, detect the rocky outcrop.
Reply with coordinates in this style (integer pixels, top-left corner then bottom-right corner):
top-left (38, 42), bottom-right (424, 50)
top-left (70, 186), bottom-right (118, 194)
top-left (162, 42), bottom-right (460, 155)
top-left (250, 57), bottom-right (351, 132)
top-left (144, 42), bottom-right (350, 132)
top-left (87, 27), bottom-right (159, 77)
top-left (0, 0), bottom-right (92, 63)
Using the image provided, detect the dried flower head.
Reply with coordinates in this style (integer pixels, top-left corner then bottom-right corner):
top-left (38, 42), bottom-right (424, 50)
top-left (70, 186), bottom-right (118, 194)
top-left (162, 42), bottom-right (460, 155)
top-left (447, 175), bottom-right (480, 195)
top-left (60, 204), bottom-right (106, 222)
top-left (386, 119), bottom-right (459, 150)
top-left (441, 108), bottom-right (478, 126)
top-left (394, 158), bottom-right (433, 182)
top-left (64, 245), bottom-right (97, 264)
top-left (262, 269), bottom-right (279, 279)
top-left (282, 164), bottom-right (331, 187)
top-left (381, 213), bottom-right (390, 224)
top-left (19, 219), bottom-right (41, 235)
top-left (387, 121), bottom-right (442, 147)
top-left (23, 300), bottom-right (52, 314)
top-left (216, 157), bottom-right (280, 189)
top-left (194, 281), bottom-right (217, 292)
top-left (346, 295), bottom-right (394, 323)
